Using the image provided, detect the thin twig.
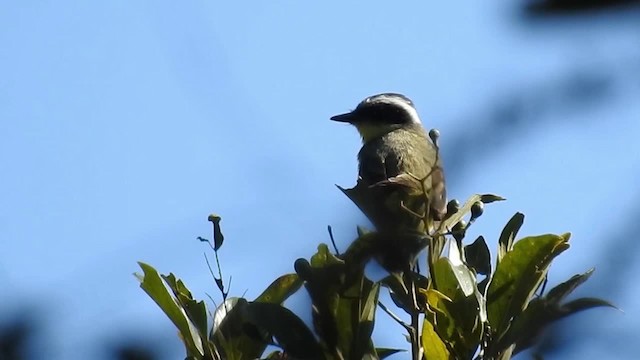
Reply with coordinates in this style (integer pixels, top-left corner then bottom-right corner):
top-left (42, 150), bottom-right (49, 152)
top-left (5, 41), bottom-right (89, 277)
top-left (328, 225), bottom-right (340, 255)
top-left (409, 276), bottom-right (421, 360)
top-left (401, 201), bottom-right (425, 219)
top-left (378, 301), bottom-right (412, 333)
top-left (204, 253), bottom-right (217, 282)
top-left (213, 249), bottom-right (228, 300)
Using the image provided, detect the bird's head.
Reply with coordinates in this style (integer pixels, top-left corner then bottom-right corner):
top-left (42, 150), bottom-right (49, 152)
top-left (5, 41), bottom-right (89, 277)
top-left (330, 93), bottom-right (422, 142)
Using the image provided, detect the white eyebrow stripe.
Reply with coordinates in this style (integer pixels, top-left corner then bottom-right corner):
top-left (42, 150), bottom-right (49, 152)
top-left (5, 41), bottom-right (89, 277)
top-left (371, 95), bottom-right (422, 124)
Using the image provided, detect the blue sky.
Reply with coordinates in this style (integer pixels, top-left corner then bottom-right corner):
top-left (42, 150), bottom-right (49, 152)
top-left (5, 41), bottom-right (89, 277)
top-left (1, 2), bottom-right (639, 359)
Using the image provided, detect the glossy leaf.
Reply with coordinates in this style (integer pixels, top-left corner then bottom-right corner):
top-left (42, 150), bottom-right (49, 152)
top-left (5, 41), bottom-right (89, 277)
top-left (310, 243), bottom-right (344, 267)
top-left (301, 248), bottom-right (342, 355)
top-left (464, 236), bottom-right (491, 276)
top-left (210, 298), bottom-right (267, 360)
top-left (422, 310), bottom-right (451, 360)
top-left (342, 233), bottom-right (377, 270)
top-left (500, 292), bottom-right (615, 355)
top-left (376, 348), bottom-right (405, 359)
top-left (335, 275), bottom-right (377, 359)
top-left (422, 288), bottom-right (454, 340)
top-left (162, 273), bottom-right (208, 338)
top-left (430, 256), bottom-right (484, 357)
top-left (380, 272), bottom-right (428, 314)
top-left (302, 243), bottom-right (379, 359)
top-left (446, 241), bottom-right (478, 297)
top-left (447, 241), bottom-right (488, 324)
top-left (561, 297), bottom-right (616, 313)
top-left (245, 302), bottom-right (321, 359)
top-left (479, 194), bottom-right (505, 203)
top-left (546, 268), bottom-right (594, 304)
top-left (255, 274), bottom-right (302, 304)
top-left (212, 298), bottom-right (243, 335)
top-left (137, 262), bottom-right (204, 357)
top-left (355, 283), bottom-right (380, 359)
top-left (497, 213), bottom-right (524, 264)
top-left (487, 233), bottom-right (570, 340)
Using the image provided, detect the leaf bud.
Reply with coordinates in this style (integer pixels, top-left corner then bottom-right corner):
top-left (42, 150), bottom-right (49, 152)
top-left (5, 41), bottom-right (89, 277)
top-left (447, 199), bottom-right (460, 216)
top-left (453, 219), bottom-right (467, 242)
top-left (471, 201), bottom-right (484, 220)
top-left (429, 128), bottom-right (441, 146)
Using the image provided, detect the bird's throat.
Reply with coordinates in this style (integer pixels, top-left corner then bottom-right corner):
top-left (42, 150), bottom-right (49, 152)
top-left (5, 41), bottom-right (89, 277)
top-left (355, 123), bottom-right (401, 143)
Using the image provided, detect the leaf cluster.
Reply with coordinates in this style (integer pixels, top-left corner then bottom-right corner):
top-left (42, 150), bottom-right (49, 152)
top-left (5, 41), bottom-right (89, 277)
top-left (136, 197), bottom-right (614, 360)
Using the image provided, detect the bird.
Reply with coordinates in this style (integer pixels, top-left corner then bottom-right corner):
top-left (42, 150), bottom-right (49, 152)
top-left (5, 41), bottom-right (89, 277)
top-left (331, 93), bottom-right (446, 271)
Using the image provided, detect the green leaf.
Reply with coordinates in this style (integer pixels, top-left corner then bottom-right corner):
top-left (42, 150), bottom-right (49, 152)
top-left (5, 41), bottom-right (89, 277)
top-left (479, 194), bottom-right (505, 203)
top-left (211, 298), bottom-right (244, 336)
top-left (464, 236), bottom-right (491, 276)
top-left (380, 272), bottom-right (428, 315)
top-left (443, 241), bottom-right (477, 298)
top-left (342, 233), bottom-right (377, 270)
top-left (498, 298), bottom-right (545, 354)
top-left (431, 252), bottom-right (484, 357)
top-left (376, 348), bottom-right (405, 359)
top-left (302, 243), bottom-right (379, 359)
top-left (136, 262), bottom-right (204, 357)
top-left (255, 274), bottom-right (302, 304)
top-left (210, 298), bottom-right (269, 360)
top-left (421, 314), bottom-right (451, 360)
top-left (448, 239), bottom-right (488, 326)
top-left (497, 213), bottom-right (524, 264)
top-left (359, 282), bottom-right (379, 324)
top-left (310, 243), bottom-right (344, 267)
top-left (301, 247), bottom-right (343, 356)
top-left (486, 233), bottom-right (570, 342)
top-left (560, 297), bottom-right (617, 314)
top-left (439, 194), bottom-right (505, 234)
top-left (355, 283), bottom-right (380, 359)
top-left (162, 273), bottom-right (209, 338)
top-left (422, 288), bottom-right (455, 340)
top-left (501, 295), bottom-right (615, 354)
top-left (497, 268), bottom-right (615, 354)
top-left (336, 279), bottom-right (377, 359)
top-left (545, 268), bottom-right (594, 304)
top-left (245, 302), bottom-right (321, 359)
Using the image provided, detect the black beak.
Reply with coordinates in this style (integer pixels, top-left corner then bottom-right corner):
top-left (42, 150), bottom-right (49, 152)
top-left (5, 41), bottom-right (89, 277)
top-left (330, 111), bottom-right (356, 123)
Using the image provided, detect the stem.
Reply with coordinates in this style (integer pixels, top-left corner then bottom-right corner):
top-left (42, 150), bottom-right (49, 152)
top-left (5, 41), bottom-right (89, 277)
top-left (379, 301), bottom-right (412, 332)
top-left (327, 225), bottom-right (340, 255)
top-left (409, 275), bottom-right (421, 360)
top-left (214, 249), bottom-right (228, 300)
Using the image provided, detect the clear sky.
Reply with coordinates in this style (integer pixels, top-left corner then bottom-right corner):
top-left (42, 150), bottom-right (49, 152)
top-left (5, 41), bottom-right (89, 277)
top-left (1, 2), bottom-right (639, 359)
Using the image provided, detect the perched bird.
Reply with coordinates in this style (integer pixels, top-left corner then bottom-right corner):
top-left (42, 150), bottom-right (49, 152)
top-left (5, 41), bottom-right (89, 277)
top-left (331, 93), bottom-right (446, 271)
